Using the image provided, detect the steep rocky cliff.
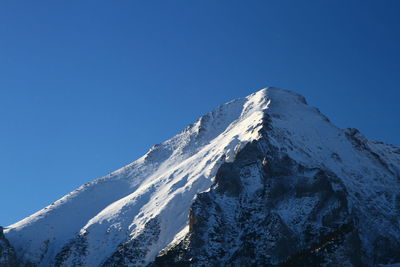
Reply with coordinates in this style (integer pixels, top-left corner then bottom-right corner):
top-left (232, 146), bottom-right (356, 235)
top-left (153, 127), bottom-right (399, 266)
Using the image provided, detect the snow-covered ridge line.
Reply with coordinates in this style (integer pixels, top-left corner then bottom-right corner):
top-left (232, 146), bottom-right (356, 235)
top-left (5, 87), bottom-right (277, 266)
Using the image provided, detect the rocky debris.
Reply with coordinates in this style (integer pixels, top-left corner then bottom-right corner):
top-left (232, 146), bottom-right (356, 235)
top-left (102, 218), bottom-right (161, 266)
top-left (55, 234), bottom-right (88, 267)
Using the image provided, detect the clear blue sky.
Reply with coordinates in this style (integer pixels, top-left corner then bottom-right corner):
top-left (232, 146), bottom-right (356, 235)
top-left (1, 1), bottom-right (399, 226)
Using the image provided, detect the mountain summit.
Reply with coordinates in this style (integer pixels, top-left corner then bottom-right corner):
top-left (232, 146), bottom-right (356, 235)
top-left (4, 88), bottom-right (400, 266)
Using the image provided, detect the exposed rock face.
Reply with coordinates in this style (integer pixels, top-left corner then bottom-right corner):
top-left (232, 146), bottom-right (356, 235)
top-left (102, 218), bottom-right (161, 266)
top-left (153, 113), bottom-right (400, 266)
top-left (153, 138), bottom-right (364, 266)
top-left (0, 227), bottom-right (18, 267)
top-left (4, 88), bottom-right (400, 266)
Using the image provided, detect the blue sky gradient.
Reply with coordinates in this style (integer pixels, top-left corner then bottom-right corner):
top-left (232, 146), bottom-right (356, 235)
top-left (1, 1), bottom-right (399, 225)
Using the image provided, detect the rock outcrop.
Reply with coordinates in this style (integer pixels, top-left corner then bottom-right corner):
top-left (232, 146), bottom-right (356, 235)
top-left (0, 227), bottom-right (18, 267)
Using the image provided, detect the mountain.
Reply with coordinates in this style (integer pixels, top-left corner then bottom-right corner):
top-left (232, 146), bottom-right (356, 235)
top-left (3, 88), bottom-right (400, 267)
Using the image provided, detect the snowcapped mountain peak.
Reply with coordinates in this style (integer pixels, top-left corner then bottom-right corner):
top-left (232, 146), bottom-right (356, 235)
top-left (4, 87), bottom-right (400, 266)
top-left (5, 87), bottom-right (273, 266)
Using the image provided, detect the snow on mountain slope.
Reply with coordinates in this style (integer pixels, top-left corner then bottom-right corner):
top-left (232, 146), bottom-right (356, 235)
top-left (4, 88), bottom-right (271, 266)
top-left (4, 87), bottom-right (400, 266)
top-left (152, 89), bottom-right (400, 266)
